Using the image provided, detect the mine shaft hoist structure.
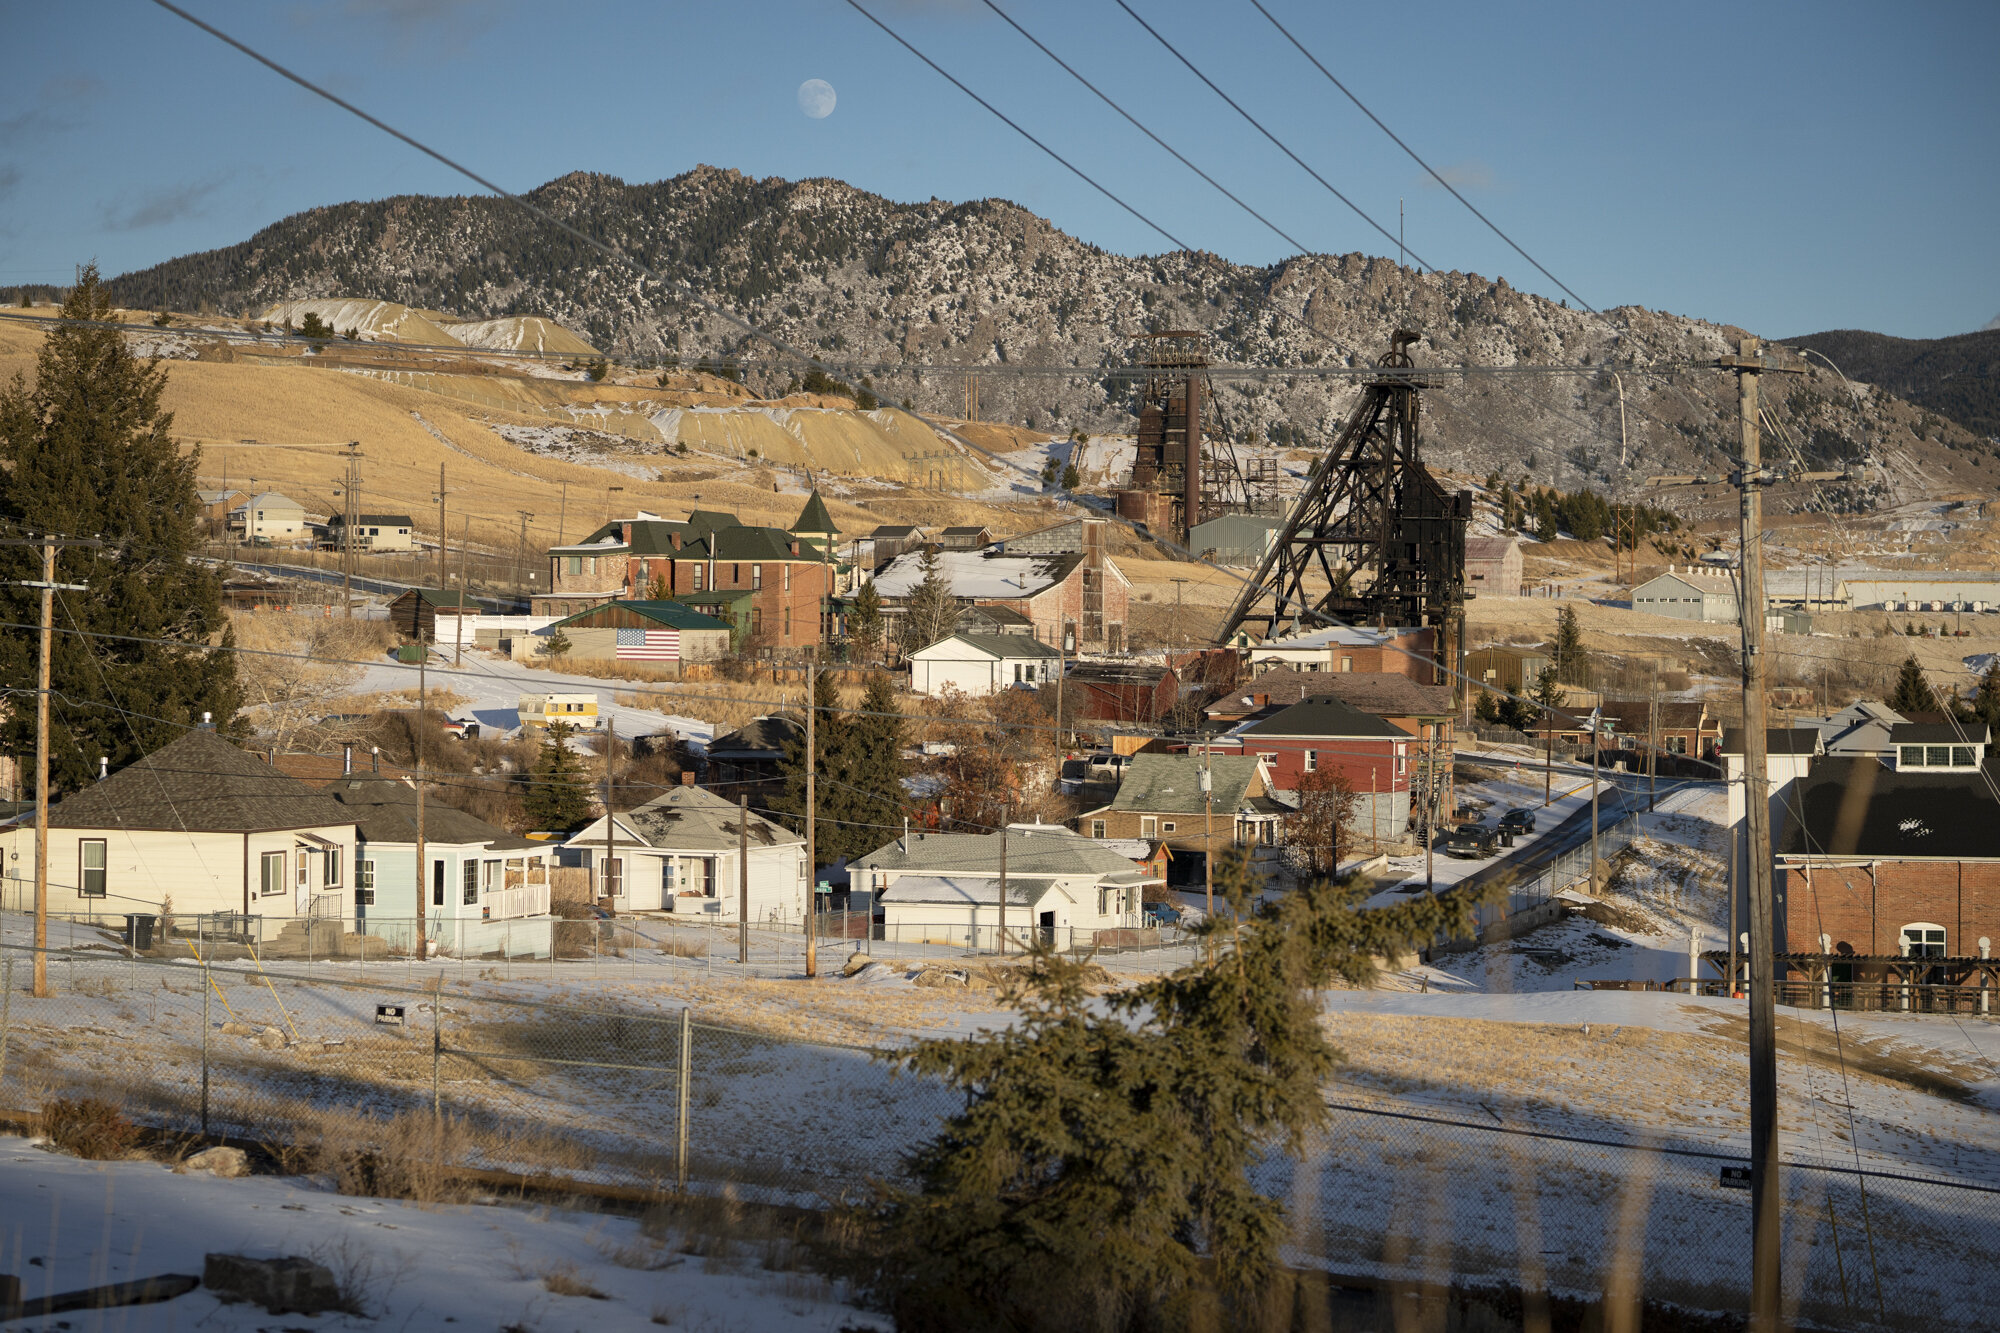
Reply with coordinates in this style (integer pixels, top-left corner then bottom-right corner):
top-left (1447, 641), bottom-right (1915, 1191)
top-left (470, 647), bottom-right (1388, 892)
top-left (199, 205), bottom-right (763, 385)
top-left (1217, 330), bottom-right (1470, 685)
top-left (1115, 331), bottom-right (1277, 540)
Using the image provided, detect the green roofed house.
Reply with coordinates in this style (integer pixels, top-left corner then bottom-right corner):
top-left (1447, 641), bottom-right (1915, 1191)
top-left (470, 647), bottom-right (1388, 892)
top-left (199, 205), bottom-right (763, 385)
top-left (530, 599), bottom-right (733, 665)
top-left (790, 491), bottom-right (840, 557)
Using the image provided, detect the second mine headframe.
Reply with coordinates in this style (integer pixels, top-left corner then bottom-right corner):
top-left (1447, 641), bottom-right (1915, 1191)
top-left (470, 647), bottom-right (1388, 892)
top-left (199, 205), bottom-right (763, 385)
top-left (1116, 330), bottom-right (1242, 543)
top-left (1216, 330), bottom-right (1472, 696)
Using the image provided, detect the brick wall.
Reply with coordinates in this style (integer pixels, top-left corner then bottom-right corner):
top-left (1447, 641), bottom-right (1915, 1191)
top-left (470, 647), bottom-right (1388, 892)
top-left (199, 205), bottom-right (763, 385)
top-left (1779, 859), bottom-right (2000, 956)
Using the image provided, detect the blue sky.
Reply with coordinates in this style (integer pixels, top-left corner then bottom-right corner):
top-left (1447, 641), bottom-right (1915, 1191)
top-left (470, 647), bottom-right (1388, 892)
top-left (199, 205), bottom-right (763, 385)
top-left (2, 0), bottom-right (1994, 339)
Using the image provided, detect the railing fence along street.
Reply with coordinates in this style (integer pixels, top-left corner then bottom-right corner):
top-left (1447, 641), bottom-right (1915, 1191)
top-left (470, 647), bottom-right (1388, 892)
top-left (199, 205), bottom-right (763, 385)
top-left (1, 940), bottom-right (1992, 1330)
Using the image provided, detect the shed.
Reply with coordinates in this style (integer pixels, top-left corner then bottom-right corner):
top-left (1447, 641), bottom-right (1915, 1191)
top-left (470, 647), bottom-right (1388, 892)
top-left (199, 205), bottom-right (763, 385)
top-left (1463, 536), bottom-right (1523, 597)
top-left (388, 588), bottom-right (477, 643)
top-left (908, 632), bottom-right (1064, 697)
top-left (937, 525), bottom-right (993, 551)
top-left (539, 599), bottom-right (733, 663)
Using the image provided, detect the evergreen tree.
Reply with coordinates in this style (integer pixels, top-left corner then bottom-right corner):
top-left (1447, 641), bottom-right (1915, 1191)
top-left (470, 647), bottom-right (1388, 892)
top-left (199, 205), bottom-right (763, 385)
top-left (899, 544), bottom-right (960, 651)
top-left (849, 581), bottom-right (884, 661)
top-left (1533, 490), bottom-right (1558, 541)
top-left (0, 265), bottom-right (241, 792)
top-left (850, 671), bottom-right (906, 835)
top-left (1971, 658), bottom-right (2000, 729)
top-left (1887, 654), bottom-right (1937, 715)
top-left (851, 852), bottom-right (1484, 1331)
top-left (1552, 604), bottom-right (1587, 685)
top-left (1060, 462), bottom-right (1081, 490)
top-left (772, 670), bottom-right (874, 865)
top-left (522, 721), bottom-right (592, 830)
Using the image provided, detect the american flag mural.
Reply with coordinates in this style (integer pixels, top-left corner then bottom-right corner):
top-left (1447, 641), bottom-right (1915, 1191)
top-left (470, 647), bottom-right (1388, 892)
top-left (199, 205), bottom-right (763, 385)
top-left (616, 627), bottom-right (680, 660)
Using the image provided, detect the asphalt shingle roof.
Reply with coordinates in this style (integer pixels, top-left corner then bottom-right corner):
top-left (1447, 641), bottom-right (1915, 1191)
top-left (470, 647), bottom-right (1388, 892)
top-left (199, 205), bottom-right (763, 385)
top-left (876, 875), bottom-right (1056, 907)
top-left (708, 714), bottom-right (803, 757)
top-left (1780, 756), bottom-right (2000, 859)
top-left (791, 492), bottom-right (838, 536)
top-left (328, 779), bottom-right (538, 848)
top-left (1889, 723), bottom-right (1989, 746)
top-left (47, 729), bottom-right (353, 834)
top-left (547, 600), bottom-right (733, 632)
top-left (915, 633), bottom-right (1061, 660)
top-left (852, 829), bottom-right (1152, 880)
top-left (1229, 668), bottom-right (1451, 718)
top-left (610, 785), bottom-right (801, 853)
top-left (1237, 695), bottom-right (1408, 740)
top-left (1107, 754), bottom-right (1263, 815)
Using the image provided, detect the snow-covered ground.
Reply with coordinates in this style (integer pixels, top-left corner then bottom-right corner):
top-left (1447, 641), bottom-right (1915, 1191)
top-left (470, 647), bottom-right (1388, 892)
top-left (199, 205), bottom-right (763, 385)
top-left (0, 1136), bottom-right (886, 1331)
top-left (353, 648), bottom-right (718, 751)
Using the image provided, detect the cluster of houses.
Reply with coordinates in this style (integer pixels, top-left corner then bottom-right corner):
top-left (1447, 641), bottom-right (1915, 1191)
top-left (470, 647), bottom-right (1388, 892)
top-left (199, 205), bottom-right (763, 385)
top-left (198, 489), bottom-right (417, 551)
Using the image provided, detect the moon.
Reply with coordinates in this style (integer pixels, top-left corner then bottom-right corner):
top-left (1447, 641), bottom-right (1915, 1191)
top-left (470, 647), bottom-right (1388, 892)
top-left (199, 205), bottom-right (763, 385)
top-left (797, 79), bottom-right (836, 120)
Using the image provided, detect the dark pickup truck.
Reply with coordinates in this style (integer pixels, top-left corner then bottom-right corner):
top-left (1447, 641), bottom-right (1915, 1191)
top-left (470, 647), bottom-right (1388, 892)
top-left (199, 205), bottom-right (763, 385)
top-left (1438, 825), bottom-right (1500, 859)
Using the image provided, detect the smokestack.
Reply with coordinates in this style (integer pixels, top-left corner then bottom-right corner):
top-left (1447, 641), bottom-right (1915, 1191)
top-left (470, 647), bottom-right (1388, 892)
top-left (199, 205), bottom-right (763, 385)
top-left (199, 711), bottom-right (214, 731)
top-left (97, 756), bottom-right (107, 781)
top-left (343, 743), bottom-right (353, 775)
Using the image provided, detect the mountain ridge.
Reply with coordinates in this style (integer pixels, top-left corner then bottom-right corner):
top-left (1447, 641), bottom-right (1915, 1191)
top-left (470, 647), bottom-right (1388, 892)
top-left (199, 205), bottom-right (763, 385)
top-left (97, 166), bottom-right (1993, 503)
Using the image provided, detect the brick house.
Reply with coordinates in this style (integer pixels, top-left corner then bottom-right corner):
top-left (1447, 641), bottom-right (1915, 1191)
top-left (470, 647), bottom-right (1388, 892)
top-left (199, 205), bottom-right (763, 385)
top-left (1598, 700), bottom-right (1724, 764)
top-left (1065, 663), bottom-right (1180, 724)
top-left (1775, 729), bottom-right (2000, 999)
top-left (1210, 669), bottom-right (1457, 816)
top-left (536, 499), bottom-right (847, 650)
top-left (1075, 754), bottom-right (1286, 885)
top-left (1209, 696), bottom-right (1412, 840)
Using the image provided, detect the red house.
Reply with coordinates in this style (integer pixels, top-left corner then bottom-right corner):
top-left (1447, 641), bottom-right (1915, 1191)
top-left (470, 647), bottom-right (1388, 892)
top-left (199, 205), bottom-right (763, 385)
top-left (1210, 696), bottom-right (1413, 843)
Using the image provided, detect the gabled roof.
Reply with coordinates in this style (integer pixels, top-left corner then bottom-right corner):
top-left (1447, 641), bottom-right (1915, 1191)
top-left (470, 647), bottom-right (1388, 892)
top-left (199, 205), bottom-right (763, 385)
top-left (1720, 727), bottom-right (1824, 756)
top-left (547, 600), bottom-right (733, 632)
top-left (912, 632), bottom-right (1062, 661)
top-left (877, 874), bottom-right (1058, 907)
top-left (237, 491), bottom-right (302, 511)
top-left (940, 525), bottom-right (990, 538)
top-left (1107, 754), bottom-right (1264, 815)
top-left (1464, 536), bottom-right (1520, 561)
top-left (708, 526), bottom-right (804, 562)
top-left (1599, 700), bottom-right (1713, 732)
top-left (1237, 695), bottom-right (1407, 740)
top-left (329, 779), bottom-right (538, 849)
top-left (959, 605), bottom-right (1036, 631)
top-left (870, 524), bottom-right (922, 539)
top-left (46, 729), bottom-right (351, 834)
top-left (708, 714), bottom-right (803, 757)
top-left (598, 784), bottom-right (801, 854)
top-left (1780, 756), bottom-right (2000, 860)
top-left (393, 587), bottom-right (476, 609)
top-left (853, 829), bottom-right (1154, 881)
top-left (686, 509), bottom-right (739, 536)
top-left (791, 492), bottom-right (838, 536)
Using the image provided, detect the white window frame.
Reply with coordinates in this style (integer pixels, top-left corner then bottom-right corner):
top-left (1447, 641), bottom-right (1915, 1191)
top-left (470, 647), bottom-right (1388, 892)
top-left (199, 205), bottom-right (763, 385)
top-left (261, 850), bottom-right (286, 897)
top-left (79, 838), bottom-right (107, 898)
top-left (463, 860), bottom-right (479, 906)
top-left (1900, 923), bottom-right (1947, 958)
top-left (1303, 750), bottom-right (1318, 773)
top-left (1140, 816), bottom-right (1158, 838)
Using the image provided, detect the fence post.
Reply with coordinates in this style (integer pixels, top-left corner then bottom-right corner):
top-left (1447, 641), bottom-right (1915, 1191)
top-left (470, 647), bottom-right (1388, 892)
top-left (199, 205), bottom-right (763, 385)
top-left (200, 958), bottom-right (211, 1138)
top-left (676, 1006), bottom-right (692, 1190)
top-left (431, 980), bottom-right (442, 1120)
top-left (0, 953), bottom-right (12, 1098)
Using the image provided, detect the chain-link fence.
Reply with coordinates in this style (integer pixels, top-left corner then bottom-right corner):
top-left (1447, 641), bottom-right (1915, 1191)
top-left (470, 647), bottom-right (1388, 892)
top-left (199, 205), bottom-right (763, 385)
top-left (3, 937), bottom-right (1994, 1330)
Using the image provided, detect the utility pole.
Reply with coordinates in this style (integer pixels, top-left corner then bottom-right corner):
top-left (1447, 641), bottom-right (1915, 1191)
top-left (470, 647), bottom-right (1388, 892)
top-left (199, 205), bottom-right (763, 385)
top-left (738, 794), bottom-right (750, 965)
top-left (1201, 747), bottom-right (1213, 917)
top-left (8, 534), bottom-right (94, 998)
top-left (454, 515), bottom-right (468, 668)
top-left (515, 510), bottom-right (534, 602)
top-left (602, 715), bottom-right (618, 906)
top-left (435, 464), bottom-right (447, 591)
top-left (1648, 662), bottom-right (1660, 813)
top-left (998, 805), bottom-right (1008, 956)
top-left (1719, 334), bottom-right (1803, 1333)
top-left (1589, 706), bottom-right (1601, 892)
top-left (1054, 618), bottom-right (1069, 753)
top-left (340, 441), bottom-right (361, 619)
top-left (557, 480), bottom-right (569, 546)
top-left (415, 643), bottom-right (427, 960)
top-left (804, 653), bottom-right (818, 978)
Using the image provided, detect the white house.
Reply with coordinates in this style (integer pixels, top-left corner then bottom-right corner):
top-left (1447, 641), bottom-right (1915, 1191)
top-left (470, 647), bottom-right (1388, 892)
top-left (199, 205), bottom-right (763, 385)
top-left (328, 512), bottom-right (416, 552)
top-left (232, 491), bottom-right (309, 544)
top-left (0, 728), bottom-right (357, 928)
top-left (327, 778), bottom-right (554, 958)
top-left (907, 632), bottom-right (1064, 698)
top-left (849, 828), bottom-right (1158, 950)
top-left (564, 783), bottom-right (807, 921)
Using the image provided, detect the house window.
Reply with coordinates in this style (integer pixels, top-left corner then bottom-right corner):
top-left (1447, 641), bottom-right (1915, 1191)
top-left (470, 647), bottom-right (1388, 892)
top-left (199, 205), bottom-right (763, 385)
top-left (751, 607), bottom-right (764, 635)
top-left (1340, 656), bottom-right (1353, 672)
top-left (433, 860), bottom-right (446, 906)
top-left (1303, 750), bottom-right (1318, 773)
top-left (79, 839), bottom-right (106, 897)
top-left (603, 856), bottom-right (624, 898)
top-left (1899, 745), bottom-right (1923, 768)
top-left (663, 859), bottom-right (676, 897)
top-left (324, 849), bottom-right (341, 888)
top-left (1162, 821), bottom-right (1176, 833)
top-left (752, 564), bottom-right (763, 590)
top-left (261, 851), bottom-right (285, 897)
top-left (1926, 746), bottom-right (1950, 767)
top-left (1090, 820), bottom-right (1105, 838)
top-left (783, 606), bottom-right (792, 637)
top-left (1140, 816), bottom-right (1157, 837)
top-left (463, 860), bottom-right (479, 905)
top-left (1952, 746), bottom-right (1976, 766)
top-left (565, 556), bottom-right (582, 577)
top-left (355, 860), bottom-right (375, 907)
top-left (783, 564), bottom-right (792, 592)
top-left (1901, 924), bottom-right (1946, 958)
top-left (1013, 663), bottom-right (1024, 683)
top-left (484, 859), bottom-right (501, 889)
top-left (692, 564), bottom-right (705, 591)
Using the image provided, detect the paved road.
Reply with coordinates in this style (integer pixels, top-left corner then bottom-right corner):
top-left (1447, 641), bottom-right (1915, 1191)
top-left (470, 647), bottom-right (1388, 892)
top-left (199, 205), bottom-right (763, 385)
top-left (1451, 774), bottom-right (1720, 897)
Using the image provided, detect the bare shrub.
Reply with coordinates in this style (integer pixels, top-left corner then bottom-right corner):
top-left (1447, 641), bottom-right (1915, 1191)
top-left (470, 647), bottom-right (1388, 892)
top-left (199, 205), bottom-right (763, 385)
top-left (306, 1236), bottom-right (412, 1316)
top-left (540, 1263), bottom-right (608, 1299)
top-left (41, 1097), bottom-right (140, 1159)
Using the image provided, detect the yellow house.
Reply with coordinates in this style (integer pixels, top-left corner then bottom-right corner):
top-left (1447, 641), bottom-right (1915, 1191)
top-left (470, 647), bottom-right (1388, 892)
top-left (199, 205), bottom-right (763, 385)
top-left (517, 693), bottom-right (601, 731)
top-left (0, 728), bottom-right (358, 926)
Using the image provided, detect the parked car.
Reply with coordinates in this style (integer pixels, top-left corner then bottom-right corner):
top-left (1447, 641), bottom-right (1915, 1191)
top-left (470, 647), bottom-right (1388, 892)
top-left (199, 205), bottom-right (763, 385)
top-left (441, 718), bottom-right (482, 741)
top-left (1439, 825), bottom-right (1499, 859)
top-left (1497, 808), bottom-right (1536, 834)
top-left (1143, 902), bottom-right (1182, 928)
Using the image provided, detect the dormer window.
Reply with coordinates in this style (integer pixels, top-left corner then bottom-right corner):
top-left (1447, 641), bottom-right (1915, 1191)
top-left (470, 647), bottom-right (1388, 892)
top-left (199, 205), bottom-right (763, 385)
top-left (1899, 745), bottom-right (1978, 769)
